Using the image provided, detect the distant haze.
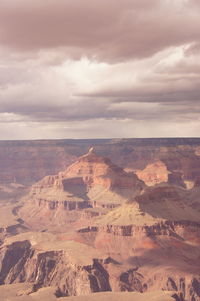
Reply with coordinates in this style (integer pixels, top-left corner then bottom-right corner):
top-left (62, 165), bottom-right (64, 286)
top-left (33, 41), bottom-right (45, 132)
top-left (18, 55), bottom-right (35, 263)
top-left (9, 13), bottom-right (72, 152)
top-left (0, 0), bottom-right (200, 139)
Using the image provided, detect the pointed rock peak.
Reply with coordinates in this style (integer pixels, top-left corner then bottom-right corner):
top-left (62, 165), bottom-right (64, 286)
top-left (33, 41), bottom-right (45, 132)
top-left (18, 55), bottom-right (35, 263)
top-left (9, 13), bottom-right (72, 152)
top-left (78, 147), bottom-right (111, 165)
top-left (88, 147), bottom-right (95, 153)
top-left (82, 146), bottom-right (100, 159)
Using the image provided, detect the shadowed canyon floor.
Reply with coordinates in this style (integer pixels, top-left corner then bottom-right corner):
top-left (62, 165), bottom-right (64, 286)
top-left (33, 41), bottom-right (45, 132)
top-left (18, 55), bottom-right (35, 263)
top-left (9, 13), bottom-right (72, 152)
top-left (0, 139), bottom-right (200, 301)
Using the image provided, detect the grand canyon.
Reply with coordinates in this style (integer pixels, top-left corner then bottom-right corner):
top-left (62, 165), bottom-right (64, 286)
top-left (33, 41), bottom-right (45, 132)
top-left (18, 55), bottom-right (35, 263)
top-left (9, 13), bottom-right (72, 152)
top-left (1, 0), bottom-right (200, 299)
top-left (0, 138), bottom-right (199, 301)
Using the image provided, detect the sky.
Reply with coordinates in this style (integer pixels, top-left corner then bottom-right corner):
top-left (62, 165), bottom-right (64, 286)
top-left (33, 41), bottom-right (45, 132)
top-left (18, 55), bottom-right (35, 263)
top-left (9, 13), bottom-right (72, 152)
top-left (0, 0), bottom-right (200, 139)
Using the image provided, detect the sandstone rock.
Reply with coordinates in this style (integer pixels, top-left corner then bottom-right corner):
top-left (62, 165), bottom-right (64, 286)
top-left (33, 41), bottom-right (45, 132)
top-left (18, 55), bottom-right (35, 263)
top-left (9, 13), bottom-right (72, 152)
top-left (136, 161), bottom-right (170, 186)
top-left (0, 232), bottom-right (113, 296)
top-left (18, 149), bottom-right (144, 230)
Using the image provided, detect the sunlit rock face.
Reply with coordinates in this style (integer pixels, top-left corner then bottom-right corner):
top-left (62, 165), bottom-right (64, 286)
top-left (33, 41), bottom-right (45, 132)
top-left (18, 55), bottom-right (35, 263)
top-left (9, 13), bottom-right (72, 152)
top-left (135, 161), bottom-right (170, 186)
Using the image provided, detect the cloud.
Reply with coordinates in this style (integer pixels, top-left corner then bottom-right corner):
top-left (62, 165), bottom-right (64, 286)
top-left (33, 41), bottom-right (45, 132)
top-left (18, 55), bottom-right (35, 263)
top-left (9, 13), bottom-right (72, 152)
top-left (79, 46), bottom-right (200, 106)
top-left (0, 0), bottom-right (200, 62)
top-left (0, 45), bottom-right (200, 126)
top-left (0, 1), bottom-right (200, 139)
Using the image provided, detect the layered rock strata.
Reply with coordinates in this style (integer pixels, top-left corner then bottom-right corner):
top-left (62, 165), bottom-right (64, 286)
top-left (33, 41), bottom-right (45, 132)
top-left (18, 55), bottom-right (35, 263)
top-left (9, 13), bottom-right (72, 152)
top-left (1, 147), bottom-right (200, 300)
top-left (18, 149), bottom-right (144, 230)
top-left (0, 232), bottom-right (199, 301)
top-left (0, 233), bottom-right (112, 296)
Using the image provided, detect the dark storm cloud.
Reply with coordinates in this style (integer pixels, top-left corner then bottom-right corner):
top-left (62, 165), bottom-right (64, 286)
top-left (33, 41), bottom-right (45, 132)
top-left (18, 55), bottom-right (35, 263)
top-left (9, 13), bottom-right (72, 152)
top-left (0, 0), bottom-right (199, 62)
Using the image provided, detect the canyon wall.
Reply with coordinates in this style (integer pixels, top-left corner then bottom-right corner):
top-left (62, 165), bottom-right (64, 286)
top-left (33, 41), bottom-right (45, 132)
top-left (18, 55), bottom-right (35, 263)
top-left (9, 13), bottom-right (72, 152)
top-left (1, 138), bottom-right (200, 185)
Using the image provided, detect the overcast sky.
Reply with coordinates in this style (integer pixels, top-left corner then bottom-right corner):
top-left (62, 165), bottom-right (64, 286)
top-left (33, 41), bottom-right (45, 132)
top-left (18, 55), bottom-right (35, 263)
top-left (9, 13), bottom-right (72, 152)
top-left (0, 0), bottom-right (200, 139)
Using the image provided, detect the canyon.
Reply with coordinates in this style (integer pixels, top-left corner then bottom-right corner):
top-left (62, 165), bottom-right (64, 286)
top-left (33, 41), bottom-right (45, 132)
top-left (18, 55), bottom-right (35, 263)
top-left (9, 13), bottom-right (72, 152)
top-left (1, 138), bottom-right (200, 186)
top-left (0, 139), bottom-right (200, 301)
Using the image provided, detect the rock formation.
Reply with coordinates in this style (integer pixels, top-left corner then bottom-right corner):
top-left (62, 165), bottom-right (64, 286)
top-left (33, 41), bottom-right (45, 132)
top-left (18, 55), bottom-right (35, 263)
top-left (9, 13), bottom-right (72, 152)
top-left (1, 138), bottom-right (200, 186)
top-left (136, 160), bottom-right (170, 186)
top-left (0, 143), bottom-right (200, 301)
top-left (18, 149), bottom-right (144, 230)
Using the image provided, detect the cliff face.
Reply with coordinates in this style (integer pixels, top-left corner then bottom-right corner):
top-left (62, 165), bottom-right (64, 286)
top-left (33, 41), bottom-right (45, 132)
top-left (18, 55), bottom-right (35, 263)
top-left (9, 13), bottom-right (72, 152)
top-left (0, 232), bottom-right (199, 301)
top-left (0, 235), bottom-right (112, 296)
top-left (75, 218), bottom-right (200, 301)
